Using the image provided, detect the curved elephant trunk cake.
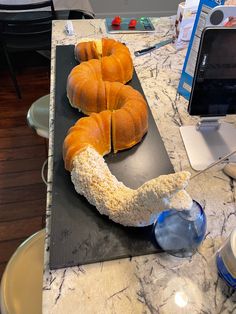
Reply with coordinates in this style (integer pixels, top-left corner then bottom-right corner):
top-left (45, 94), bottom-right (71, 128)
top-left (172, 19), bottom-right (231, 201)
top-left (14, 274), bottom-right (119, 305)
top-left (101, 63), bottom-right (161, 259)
top-left (71, 147), bottom-right (192, 226)
top-left (63, 38), bottom-right (192, 226)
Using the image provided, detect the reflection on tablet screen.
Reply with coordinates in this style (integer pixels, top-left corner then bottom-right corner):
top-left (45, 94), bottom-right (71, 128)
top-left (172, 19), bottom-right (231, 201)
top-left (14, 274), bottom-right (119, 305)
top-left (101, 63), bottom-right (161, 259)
top-left (188, 27), bottom-right (236, 116)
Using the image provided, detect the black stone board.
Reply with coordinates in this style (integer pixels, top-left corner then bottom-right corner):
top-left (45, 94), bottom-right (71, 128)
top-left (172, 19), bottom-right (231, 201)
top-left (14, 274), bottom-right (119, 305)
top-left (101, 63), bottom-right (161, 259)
top-left (49, 45), bottom-right (174, 269)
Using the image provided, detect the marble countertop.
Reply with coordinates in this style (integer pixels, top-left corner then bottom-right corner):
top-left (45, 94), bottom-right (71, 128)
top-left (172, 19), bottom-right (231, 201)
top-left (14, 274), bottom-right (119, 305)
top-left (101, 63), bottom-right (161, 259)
top-left (43, 18), bottom-right (236, 313)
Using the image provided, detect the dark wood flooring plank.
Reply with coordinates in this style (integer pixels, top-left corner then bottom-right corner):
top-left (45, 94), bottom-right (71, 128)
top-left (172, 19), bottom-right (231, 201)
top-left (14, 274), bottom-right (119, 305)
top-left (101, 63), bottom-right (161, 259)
top-left (0, 126), bottom-right (34, 138)
top-left (0, 199), bottom-right (46, 222)
top-left (0, 157), bottom-right (46, 174)
top-left (0, 145), bottom-right (46, 161)
top-left (0, 94), bottom-right (48, 113)
top-left (0, 217), bottom-right (42, 242)
top-left (0, 134), bottom-right (45, 149)
top-left (0, 170), bottom-right (43, 189)
top-left (0, 106), bottom-right (28, 118)
top-left (0, 183), bottom-right (46, 204)
top-left (0, 238), bottom-right (26, 263)
top-left (0, 62), bottom-right (49, 280)
top-left (0, 262), bottom-right (6, 279)
top-left (0, 115), bottom-right (28, 129)
top-left (0, 67), bottom-right (49, 90)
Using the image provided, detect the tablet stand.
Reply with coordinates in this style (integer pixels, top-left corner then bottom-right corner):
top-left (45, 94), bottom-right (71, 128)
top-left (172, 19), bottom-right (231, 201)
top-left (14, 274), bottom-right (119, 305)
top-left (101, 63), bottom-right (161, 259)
top-left (180, 117), bottom-right (236, 171)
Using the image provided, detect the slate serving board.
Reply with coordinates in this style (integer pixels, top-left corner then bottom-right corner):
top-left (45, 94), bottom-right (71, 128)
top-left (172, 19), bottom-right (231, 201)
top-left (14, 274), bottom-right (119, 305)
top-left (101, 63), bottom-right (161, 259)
top-left (49, 45), bottom-right (174, 269)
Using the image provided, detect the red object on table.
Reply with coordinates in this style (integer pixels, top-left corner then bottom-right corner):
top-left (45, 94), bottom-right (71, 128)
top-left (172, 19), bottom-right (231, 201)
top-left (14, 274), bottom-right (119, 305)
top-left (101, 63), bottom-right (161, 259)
top-left (111, 16), bottom-right (122, 26)
top-left (128, 19), bottom-right (137, 28)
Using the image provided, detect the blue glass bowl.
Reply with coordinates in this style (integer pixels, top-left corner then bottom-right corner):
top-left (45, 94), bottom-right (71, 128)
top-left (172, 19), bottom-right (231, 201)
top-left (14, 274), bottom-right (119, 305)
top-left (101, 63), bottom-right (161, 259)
top-left (154, 200), bottom-right (207, 257)
top-left (216, 252), bottom-right (236, 289)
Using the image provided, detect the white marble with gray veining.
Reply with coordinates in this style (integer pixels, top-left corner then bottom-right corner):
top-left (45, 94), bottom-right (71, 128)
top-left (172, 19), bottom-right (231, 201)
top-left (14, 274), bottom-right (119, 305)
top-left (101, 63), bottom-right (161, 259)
top-left (43, 18), bottom-right (236, 314)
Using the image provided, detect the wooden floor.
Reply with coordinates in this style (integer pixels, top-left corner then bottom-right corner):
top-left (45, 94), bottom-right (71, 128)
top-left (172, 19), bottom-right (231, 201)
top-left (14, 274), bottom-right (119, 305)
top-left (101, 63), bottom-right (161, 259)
top-left (0, 58), bottom-right (50, 279)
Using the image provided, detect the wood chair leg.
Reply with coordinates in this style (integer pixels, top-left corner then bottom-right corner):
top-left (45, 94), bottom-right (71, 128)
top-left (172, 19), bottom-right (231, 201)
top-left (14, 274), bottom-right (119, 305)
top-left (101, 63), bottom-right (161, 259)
top-left (3, 47), bottom-right (22, 99)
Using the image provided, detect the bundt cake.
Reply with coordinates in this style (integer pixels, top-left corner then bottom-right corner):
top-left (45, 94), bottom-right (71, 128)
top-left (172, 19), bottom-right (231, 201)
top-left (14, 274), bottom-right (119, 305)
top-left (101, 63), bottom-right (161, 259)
top-left (63, 110), bottom-right (111, 171)
top-left (64, 81), bottom-right (148, 170)
top-left (67, 60), bottom-right (148, 157)
top-left (74, 38), bottom-right (133, 84)
top-left (67, 59), bottom-right (107, 114)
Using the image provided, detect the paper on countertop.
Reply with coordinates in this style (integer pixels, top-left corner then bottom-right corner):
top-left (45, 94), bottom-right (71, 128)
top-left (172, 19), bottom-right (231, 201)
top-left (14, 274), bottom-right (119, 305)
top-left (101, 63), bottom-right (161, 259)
top-left (185, 0), bottom-right (199, 7)
top-left (175, 0), bottom-right (200, 51)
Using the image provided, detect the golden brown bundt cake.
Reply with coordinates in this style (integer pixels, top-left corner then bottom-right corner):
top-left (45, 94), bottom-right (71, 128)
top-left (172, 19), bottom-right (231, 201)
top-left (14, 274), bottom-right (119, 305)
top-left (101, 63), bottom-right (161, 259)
top-left (74, 38), bottom-right (133, 84)
top-left (65, 37), bottom-right (148, 169)
top-left (67, 62), bottom-right (148, 155)
top-left (63, 110), bottom-right (112, 171)
top-left (106, 83), bottom-right (148, 152)
top-left (67, 59), bottom-right (106, 115)
top-left (75, 41), bottom-right (99, 61)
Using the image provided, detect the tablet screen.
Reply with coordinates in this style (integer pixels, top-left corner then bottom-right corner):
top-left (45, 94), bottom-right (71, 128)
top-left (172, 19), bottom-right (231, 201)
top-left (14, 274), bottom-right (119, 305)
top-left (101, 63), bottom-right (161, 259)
top-left (188, 27), bottom-right (236, 116)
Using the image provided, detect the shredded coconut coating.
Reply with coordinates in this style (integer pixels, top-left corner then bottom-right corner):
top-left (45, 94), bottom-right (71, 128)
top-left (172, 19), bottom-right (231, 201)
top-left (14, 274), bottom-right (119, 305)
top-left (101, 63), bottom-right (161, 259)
top-left (71, 147), bottom-right (192, 227)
